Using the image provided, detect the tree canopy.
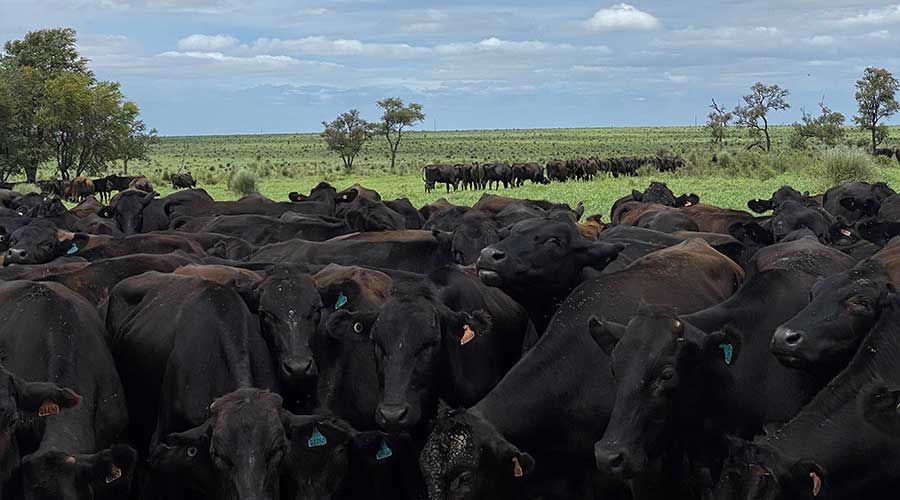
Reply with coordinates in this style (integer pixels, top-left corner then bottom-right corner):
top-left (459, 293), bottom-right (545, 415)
top-left (733, 82), bottom-right (791, 152)
top-left (321, 109), bottom-right (373, 172)
top-left (853, 67), bottom-right (899, 154)
top-left (376, 97), bottom-right (425, 171)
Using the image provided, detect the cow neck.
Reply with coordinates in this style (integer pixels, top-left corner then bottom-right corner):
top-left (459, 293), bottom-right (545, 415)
top-left (471, 317), bottom-right (612, 455)
top-left (760, 299), bottom-right (900, 476)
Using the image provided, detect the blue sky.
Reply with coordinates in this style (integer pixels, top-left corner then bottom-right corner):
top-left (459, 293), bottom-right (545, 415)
top-left (2, 0), bottom-right (900, 135)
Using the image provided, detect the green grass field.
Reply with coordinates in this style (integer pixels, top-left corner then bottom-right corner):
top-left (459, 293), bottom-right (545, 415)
top-left (139, 126), bottom-right (900, 218)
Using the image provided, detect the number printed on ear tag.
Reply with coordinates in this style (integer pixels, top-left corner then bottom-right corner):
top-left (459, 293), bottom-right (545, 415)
top-left (308, 427), bottom-right (327, 448)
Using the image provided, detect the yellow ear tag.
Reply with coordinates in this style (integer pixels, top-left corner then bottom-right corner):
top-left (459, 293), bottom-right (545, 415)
top-left (461, 325), bottom-right (475, 345)
top-left (38, 401), bottom-right (60, 417)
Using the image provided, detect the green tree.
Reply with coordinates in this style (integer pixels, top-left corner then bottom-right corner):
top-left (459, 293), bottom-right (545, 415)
top-left (321, 109), bottom-right (373, 172)
top-left (0, 70), bottom-right (23, 181)
top-left (733, 82), bottom-right (791, 152)
top-left (789, 100), bottom-right (846, 148)
top-left (115, 101), bottom-right (157, 175)
top-left (39, 74), bottom-right (133, 179)
top-left (853, 67), bottom-right (900, 154)
top-left (705, 99), bottom-right (732, 148)
top-left (1, 28), bottom-right (93, 182)
top-left (376, 97), bottom-right (425, 170)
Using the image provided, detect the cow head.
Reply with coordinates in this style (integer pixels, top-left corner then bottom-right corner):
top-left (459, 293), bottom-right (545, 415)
top-left (715, 438), bottom-right (826, 500)
top-left (860, 381), bottom-right (900, 436)
top-left (770, 202), bottom-right (832, 242)
top-left (99, 189), bottom-right (155, 235)
top-left (20, 446), bottom-right (137, 500)
top-left (242, 266), bottom-right (323, 391)
top-left (590, 307), bottom-right (740, 480)
top-left (325, 283), bottom-right (490, 432)
top-left (152, 389), bottom-right (354, 500)
top-left (747, 186), bottom-right (806, 214)
top-left (476, 217), bottom-right (623, 301)
top-left (433, 213), bottom-right (500, 265)
top-left (420, 408), bottom-right (534, 500)
top-left (4, 221), bottom-right (90, 266)
top-left (770, 262), bottom-right (893, 373)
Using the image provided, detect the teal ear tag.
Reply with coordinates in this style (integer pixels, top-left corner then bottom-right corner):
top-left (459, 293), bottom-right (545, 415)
top-left (307, 427), bottom-right (327, 448)
top-left (335, 292), bottom-right (348, 310)
top-left (375, 440), bottom-right (392, 461)
top-left (67, 243), bottom-right (79, 255)
top-left (719, 343), bottom-right (734, 365)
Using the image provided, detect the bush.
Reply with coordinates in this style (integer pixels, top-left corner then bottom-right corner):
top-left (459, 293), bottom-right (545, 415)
top-left (816, 147), bottom-right (876, 188)
top-left (228, 168), bottom-right (259, 197)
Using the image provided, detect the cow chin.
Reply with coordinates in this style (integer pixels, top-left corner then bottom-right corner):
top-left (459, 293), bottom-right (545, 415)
top-left (477, 269), bottom-right (503, 287)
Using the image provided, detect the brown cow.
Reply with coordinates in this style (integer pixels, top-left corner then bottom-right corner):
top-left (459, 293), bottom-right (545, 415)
top-left (129, 176), bottom-right (154, 194)
top-left (66, 177), bottom-right (95, 203)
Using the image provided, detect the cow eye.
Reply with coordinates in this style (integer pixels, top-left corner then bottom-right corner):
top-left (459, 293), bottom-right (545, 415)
top-left (545, 237), bottom-right (561, 246)
top-left (352, 322), bottom-right (364, 334)
top-left (659, 367), bottom-right (675, 381)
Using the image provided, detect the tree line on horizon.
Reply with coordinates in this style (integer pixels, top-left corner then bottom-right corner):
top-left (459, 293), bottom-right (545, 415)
top-left (706, 68), bottom-right (900, 154)
top-left (0, 28), bottom-right (156, 184)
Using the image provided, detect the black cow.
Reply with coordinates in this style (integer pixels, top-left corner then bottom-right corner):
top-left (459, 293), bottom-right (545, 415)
top-left (823, 181), bottom-right (895, 223)
top-left (99, 189), bottom-right (168, 235)
top-left (171, 172), bottom-right (197, 190)
top-left (482, 163), bottom-right (512, 190)
top-left (422, 239), bottom-right (744, 500)
top-left (716, 298), bottom-right (900, 500)
top-left (0, 281), bottom-right (135, 500)
top-left (747, 186), bottom-right (813, 214)
top-left (546, 160), bottom-right (568, 182)
top-left (422, 165), bottom-right (462, 193)
top-left (250, 230), bottom-right (456, 274)
top-left (511, 163), bottom-right (548, 187)
top-left (476, 216), bottom-right (624, 330)
top-left (592, 269), bottom-right (825, 498)
top-left (174, 213), bottom-right (352, 245)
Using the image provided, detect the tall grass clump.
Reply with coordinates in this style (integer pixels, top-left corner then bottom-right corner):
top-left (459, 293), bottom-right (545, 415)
top-left (227, 168), bottom-right (260, 197)
top-left (817, 147), bottom-right (876, 188)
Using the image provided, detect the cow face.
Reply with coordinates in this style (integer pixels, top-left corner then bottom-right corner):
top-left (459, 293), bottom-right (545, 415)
top-left (476, 218), bottom-right (623, 300)
top-left (420, 409), bottom-right (534, 500)
top-left (747, 186), bottom-right (806, 214)
top-left (770, 202), bottom-right (831, 242)
top-left (433, 215), bottom-right (500, 265)
top-left (4, 222), bottom-right (89, 266)
top-left (591, 309), bottom-right (739, 480)
top-left (250, 266), bottom-right (324, 391)
top-left (326, 286), bottom-right (490, 432)
top-left (20, 446), bottom-right (137, 500)
top-left (771, 264), bottom-right (892, 372)
top-left (100, 190), bottom-right (154, 235)
top-left (154, 389), bottom-right (353, 500)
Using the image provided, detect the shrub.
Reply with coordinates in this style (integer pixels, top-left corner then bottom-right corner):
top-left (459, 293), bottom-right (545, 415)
top-left (816, 147), bottom-right (876, 188)
top-left (228, 168), bottom-right (259, 197)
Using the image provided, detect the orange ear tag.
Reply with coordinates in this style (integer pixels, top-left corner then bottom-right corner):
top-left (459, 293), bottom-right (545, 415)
top-left (461, 325), bottom-right (475, 345)
top-left (106, 464), bottom-right (122, 484)
top-left (810, 471), bottom-right (821, 497)
top-left (38, 401), bottom-right (60, 417)
top-left (512, 456), bottom-right (524, 478)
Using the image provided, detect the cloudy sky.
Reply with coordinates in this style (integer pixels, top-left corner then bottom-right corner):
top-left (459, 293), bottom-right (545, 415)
top-left (2, 0), bottom-right (899, 135)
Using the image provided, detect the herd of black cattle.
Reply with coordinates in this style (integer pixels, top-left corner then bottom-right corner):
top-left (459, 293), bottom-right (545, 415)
top-left (1, 173), bottom-right (900, 500)
top-left (422, 155), bottom-right (686, 192)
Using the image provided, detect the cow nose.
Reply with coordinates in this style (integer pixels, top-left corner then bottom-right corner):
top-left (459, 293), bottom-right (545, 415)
top-left (595, 446), bottom-right (630, 477)
top-left (784, 330), bottom-right (803, 346)
top-left (377, 404), bottom-right (410, 427)
top-left (774, 326), bottom-right (804, 347)
top-left (490, 250), bottom-right (506, 261)
top-left (6, 249), bottom-right (25, 261)
top-left (282, 358), bottom-right (317, 381)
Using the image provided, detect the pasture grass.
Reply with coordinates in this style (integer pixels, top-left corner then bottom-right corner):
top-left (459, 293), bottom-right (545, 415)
top-left (85, 125), bottom-right (900, 217)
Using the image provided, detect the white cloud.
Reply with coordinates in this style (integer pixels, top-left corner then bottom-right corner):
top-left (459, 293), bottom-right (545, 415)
top-left (586, 4), bottom-right (660, 32)
top-left (177, 34), bottom-right (239, 51)
top-left (835, 5), bottom-right (900, 27)
top-left (249, 37), bottom-right (429, 58)
top-left (665, 72), bottom-right (690, 83)
top-left (157, 50), bottom-right (342, 73)
top-left (296, 7), bottom-right (329, 16)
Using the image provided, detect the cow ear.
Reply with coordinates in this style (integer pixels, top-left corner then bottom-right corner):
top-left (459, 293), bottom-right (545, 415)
top-left (631, 190), bottom-right (643, 202)
top-left (588, 316), bottom-right (625, 356)
top-left (747, 199), bottom-right (773, 214)
top-left (325, 309), bottom-right (377, 340)
top-left (573, 202), bottom-right (585, 221)
top-left (73, 445), bottom-right (137, 491)
top-left (486, 434), bottom-right (535, 479)
top-left (432, 229), bottom-right (453, 249)
top-left (440, 308), bottom-right (491, 346)
top-left (705, 327), bottom-right (742, 366)
top-left (12, 377), bottom-right (82, 416)
top-left (579, 242), bottom-right (624, 270)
